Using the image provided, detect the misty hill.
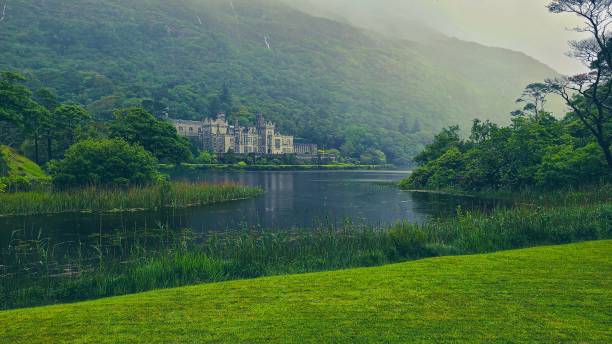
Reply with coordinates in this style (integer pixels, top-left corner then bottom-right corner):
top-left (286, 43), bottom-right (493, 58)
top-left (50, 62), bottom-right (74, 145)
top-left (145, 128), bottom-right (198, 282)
top-left (0, 0), bottom-right (560, 163)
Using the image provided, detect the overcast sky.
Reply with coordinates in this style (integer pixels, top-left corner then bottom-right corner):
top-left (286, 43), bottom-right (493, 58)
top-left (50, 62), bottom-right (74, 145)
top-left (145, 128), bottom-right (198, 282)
top-left (393, 0), bottom-right (589, 74)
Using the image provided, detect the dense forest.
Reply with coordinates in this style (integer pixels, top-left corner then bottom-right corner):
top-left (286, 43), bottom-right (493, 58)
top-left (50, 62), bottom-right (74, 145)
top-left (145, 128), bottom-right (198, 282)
top-left (0, 0), bottom-right (561, 164)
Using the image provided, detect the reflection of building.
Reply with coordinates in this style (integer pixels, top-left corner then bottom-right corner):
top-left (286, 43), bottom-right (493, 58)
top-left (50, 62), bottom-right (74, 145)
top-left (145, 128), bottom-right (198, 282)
top-left (172, 112), bottom-right (317, 156)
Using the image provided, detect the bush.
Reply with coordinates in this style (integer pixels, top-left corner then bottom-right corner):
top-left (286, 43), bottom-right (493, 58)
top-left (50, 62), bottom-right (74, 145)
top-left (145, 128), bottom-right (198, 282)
top-left (536, 143), bottom-right (609, 188)
top-left (195, 151), bottom-right (217, 164)
top-left (0, 152), bottom-right (7, 177)
top-left (0, 175), bottom-right (51, 192)
top-left (50, 139), bottom-right (159, 188)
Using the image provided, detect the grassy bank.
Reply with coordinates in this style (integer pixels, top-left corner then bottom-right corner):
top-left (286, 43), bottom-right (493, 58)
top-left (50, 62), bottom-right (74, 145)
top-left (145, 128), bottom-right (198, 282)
top-left (2, 194), bottom-right (610, 309)
top-left (0, 181), bottom-right (263, 217)
top-left (0, 145), bottom-right (48, 179)
top-left (162, 163), bottom-right (394, 171)
top-left (1, 241), bottom-right (610, 343)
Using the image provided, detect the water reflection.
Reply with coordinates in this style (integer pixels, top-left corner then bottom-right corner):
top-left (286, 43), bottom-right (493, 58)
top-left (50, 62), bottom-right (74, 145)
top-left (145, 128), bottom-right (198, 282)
top-left (0, 171), bottom-right (505, 246)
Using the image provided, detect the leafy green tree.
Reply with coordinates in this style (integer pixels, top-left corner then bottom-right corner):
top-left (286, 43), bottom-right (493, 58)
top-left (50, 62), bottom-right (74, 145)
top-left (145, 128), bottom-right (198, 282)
top-left (360, 148), bottom-right (387, 165)
top-left (109, 107), bottom-right (191, 164)
top-left (47, 104), bottom-right (92, 160)
top-left (413, 126), bottom-right (462, 165)
top-left (50, 139), bottom-right (158, 188)
top-left (402, 111), bottom-right (608, 191)
top-left (0, 72), bottom-right (49, 162)
top-left (513, 83), bottom-right (551, 119)
top-left (208, 84), bottom-right (234, 117)
top-left (545, 0), bottom-right (612, 169)
top-left (536, 143), bottom-right (608, 188)
top-left (0, 72), bottom-right (40, 125)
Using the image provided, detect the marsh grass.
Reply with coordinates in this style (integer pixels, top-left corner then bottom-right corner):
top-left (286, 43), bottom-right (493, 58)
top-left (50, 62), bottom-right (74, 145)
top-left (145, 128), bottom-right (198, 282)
top-left (1, 195), bottom-right (610, 310)
top-left (0, 181), bottom-right (263, 217)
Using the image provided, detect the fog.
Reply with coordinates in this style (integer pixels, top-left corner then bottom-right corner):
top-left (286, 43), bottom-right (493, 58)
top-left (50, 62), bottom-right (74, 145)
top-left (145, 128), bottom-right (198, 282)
top-left (286, 0), bottom-right (589, 75)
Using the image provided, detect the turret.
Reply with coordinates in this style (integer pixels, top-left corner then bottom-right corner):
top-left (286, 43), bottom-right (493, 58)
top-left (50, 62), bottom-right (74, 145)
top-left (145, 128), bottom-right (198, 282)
top-left (256, 113), bottom-right (265, 128)
top-left (217, 112), bottom-right (226, 122)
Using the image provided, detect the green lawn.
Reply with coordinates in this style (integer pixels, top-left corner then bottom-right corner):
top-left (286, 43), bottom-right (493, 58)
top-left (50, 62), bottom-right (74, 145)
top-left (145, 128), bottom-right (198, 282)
top-left (1, 241), bottom-right (610, 343)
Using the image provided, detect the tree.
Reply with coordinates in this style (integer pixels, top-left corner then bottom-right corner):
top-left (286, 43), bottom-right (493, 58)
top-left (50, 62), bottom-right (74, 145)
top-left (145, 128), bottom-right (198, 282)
top-left (47, 104), bottom-right (92, 160)
top-left (34, 88), bottom-right (60, 161)
top-left (109, 107), bottom-right (192, 164)
top-left (545, 0), bottom-right (612, 169)
top-left (0, 72), bottom-right (49, 162)
top-left (0, 72), bottom-right (38, 125)
top-left (208, 84), bottom-right (234, 116)
top-left (360, 148), bottom-right (387, 165)
top-left (21, 105), bottom-right (49, 164)
top-left (50, 139), bottom-right (158, 188)
top-left (413, 126), bottom-right (462, 165)
top-left (514, 83), bottom-right (551, 119)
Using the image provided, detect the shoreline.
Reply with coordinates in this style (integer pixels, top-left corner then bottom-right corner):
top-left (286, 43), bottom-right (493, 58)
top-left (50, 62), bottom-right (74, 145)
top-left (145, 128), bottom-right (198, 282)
top-left (161, 163), bottom-right (399, 172)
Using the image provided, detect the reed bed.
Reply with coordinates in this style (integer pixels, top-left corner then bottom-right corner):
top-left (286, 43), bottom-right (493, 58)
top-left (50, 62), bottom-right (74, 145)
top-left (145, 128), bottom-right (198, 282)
top-left (0, 181), bottom-right (263, 216)
top-left (1, 197), bottom-right (610, 310)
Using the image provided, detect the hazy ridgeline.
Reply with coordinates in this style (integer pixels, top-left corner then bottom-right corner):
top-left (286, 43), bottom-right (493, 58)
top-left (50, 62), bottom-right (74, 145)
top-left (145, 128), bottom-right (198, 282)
top-left (0, 182), bottom-right (263, 216)
top-left (2, 185), bottom-right (609, 310)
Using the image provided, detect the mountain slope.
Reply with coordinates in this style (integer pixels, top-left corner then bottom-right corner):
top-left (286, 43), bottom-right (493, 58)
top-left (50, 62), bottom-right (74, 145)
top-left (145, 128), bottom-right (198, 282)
top-left (0, 0), bottom-right (560, 162)
top-left (1, 241), bottom-right (610, 342)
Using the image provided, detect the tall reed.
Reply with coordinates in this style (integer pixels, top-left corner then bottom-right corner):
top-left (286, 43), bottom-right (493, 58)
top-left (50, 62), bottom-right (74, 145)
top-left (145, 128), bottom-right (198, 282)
top-left (0, 181), bottom-right (263, 216)
top-left (2, 199), bottom-right (610, 310)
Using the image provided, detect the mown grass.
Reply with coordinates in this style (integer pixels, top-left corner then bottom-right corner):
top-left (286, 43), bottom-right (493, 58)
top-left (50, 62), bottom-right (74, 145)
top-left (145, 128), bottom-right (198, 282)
top-left (1, 241), bottom-right (610, 343)
top-left (0, 181), bottom-right (263, 216)
top-left (2, 196), bottom-right (610, 310)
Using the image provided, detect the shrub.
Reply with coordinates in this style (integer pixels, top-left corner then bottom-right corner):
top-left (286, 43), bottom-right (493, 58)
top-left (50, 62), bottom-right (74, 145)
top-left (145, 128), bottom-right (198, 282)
top-left (536, 143), bottom-right (609, 188)
top-left (195, 151), bottom-right (218, 164)
top-left (50, 139), bottom-right (159, 188)
top-left (0, 152), bottom-right (7, 177)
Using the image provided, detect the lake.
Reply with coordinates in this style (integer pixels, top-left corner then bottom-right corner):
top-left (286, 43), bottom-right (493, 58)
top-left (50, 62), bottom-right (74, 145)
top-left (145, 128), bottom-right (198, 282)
top-left (0, 170), bottom-right (503, 246)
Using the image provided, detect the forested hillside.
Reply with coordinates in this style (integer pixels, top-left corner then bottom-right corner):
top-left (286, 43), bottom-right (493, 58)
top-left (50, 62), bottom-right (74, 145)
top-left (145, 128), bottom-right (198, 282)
top-left (0, 0), bottom-right (560, 163)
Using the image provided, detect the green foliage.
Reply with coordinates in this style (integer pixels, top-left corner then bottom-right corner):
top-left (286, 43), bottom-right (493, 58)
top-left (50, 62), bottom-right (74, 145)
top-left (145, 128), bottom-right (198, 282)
top-left (403, 114), bottom-right (611, 191)
top-left (0, 71), bottom-right (44, 126)
top-left (0, 151), bottom-right (7, 177)
top-left (50, 139), bottom-right (159, 188)
top-left (0, 0), bottom-right (560, 164)
top-left (194, 151), bottom-right (218, 164)
top-left (536, 143), bottom-right (609, 189)
top-left (359, 148), bottom-right (387, 165)
top-left (46, 104), bottom-right (92, 160)
top-left (413, 126), bottom-right (462, 165)
top-left (109, 107), bottom-right (191, 164)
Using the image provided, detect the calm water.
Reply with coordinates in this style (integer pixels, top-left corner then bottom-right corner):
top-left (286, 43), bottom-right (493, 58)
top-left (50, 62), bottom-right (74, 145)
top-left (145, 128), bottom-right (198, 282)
top-left (0, 170), bottom-right (504, 246)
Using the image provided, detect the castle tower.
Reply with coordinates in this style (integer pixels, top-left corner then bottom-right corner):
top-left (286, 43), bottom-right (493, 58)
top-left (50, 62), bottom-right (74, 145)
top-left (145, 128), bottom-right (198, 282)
top-left (256, 113), bottom-right (265, 128)
top-left (217, 112), bottom-right (226, 122)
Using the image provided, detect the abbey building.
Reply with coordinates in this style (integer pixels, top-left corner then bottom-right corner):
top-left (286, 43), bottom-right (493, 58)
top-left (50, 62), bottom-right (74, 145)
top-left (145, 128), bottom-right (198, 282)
top-left (171, 113), bottom-right (317, 156)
